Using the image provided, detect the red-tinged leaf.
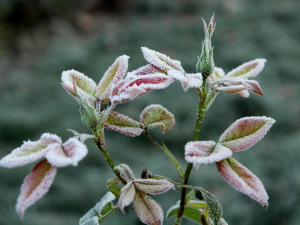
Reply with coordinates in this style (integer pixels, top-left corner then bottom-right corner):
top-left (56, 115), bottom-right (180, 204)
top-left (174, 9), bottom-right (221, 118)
top-left (96, 55), bottom-right (129, 103)
top-left (111, 74), bottom-right (174, 105)
top-left (16, 160), bottom-right (57, 219)
top-left (61, 69), bottom-right (97, 97)
top-left (0, 133), bottom-right (61, 168)
top-left (242, 80), bottom-right (263, 96)
top-left (134, 191), bottom-right (164, 225)
top-left (215, 78), bottom-right (263, 96)
top-left (216, 84), bottom-right (246, 93)
top-left (117, 181), bottom-right (136, 213)
top-left (128, 64), bottom-right (165, 76)
top-left (140, 104), bottom-right (175, 133)
top-left (219, 116), bottom-right (276, 152)
top-left (168, 70), bottom-right (203, 91)
top-left (141, 47), bottom-right (184, 73)
top-left (133, 179), bottom-right (174, 195)
top-left (105, 111), bottom-right (144, 137)
top-left (216, 157), bottom-right (269, 209)
top-left (185, 141), bottom-right (232, 169)
top-left (226, 58), bottom-right (266, 79)
top-left (45, 138), bottom-right (88, 167)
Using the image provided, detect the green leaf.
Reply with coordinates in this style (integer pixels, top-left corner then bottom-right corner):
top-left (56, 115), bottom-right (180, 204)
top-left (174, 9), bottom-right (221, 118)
top-left (187, 200), bottom-right (207, 209)
top-left (107, 178), bottom-right (121, 198)
top-left (79, 192), bottom-right (117, 225)
top-left (194, 187), bottom-right (223, 225)
top-left (185, 190), bottom-right (195, 203)
top-left (140, 104), bottom-right (175, 133)
top-left (166, 205), bottom-right (203, 224)
top-left (201, 207), bottom-right (211, 225)
top-left (105, 111), bottom-right (143, 137)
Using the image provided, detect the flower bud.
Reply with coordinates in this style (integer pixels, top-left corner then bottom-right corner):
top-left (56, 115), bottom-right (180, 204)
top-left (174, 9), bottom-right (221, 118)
top-left (79, 101), bottom-right (100, 131)
top-left (196, 14), bottom-right (216, 79)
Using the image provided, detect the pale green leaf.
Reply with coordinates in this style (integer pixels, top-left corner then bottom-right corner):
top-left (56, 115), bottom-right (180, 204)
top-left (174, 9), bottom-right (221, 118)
top-left (140, 104), bottom-right (175, 133)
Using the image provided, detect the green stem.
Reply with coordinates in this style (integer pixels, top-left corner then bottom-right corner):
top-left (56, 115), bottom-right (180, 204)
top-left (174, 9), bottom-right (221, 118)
top-left (95, 140), bottom-right (126, 184)
top-left (175, 80), bottom-right (208, 225)
top-left (145, 131), bottom-right (185, 180)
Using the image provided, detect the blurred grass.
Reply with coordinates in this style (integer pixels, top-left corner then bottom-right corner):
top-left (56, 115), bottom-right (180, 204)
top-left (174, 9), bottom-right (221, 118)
top-left (0, 0), bottom-right (299, 225)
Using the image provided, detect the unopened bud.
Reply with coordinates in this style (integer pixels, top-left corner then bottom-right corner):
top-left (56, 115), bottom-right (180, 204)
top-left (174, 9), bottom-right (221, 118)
top-left (196, 13), bottom-right (216, 79)
top-left (79, 101), bottom-right (99, 131)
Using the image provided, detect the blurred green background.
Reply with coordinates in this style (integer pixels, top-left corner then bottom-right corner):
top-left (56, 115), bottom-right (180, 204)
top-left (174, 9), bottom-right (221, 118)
top-left (0, 0), bottom-right (299, 224)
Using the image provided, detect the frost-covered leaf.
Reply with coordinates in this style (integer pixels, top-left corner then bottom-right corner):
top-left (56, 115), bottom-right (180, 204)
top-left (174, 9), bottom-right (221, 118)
top-left (226, 59), bottom-right (266, 79)
top-left (16, 160), bottom-right (57, 219)
top-left (141, 47), bottom-right (184, 73)
top-left (79, 192), bottom-right (116, 225)
top-left (105, 111), bottom-right (143, 137)
top-left (128, 64), bottom-right (165, 76)
top-left (140, 104), bottom-right (175, 133)
top-left (61, 69), bottom-right (97, 98)
top-left (0, 133), bottom-right (61, 168)
top-left (166, 205), bottom-right (203, 224)
top-left (134, 191), bottom-right (164, 225)
top-left (216, 157), bottom-right (269, 209)
top-left (111, 74), bottom-right (174, 105)
top-left (107, 178), bottom-right (121, 198)
top-left (194, 187), bottom-right (223, 225)
top-left (96, 55), bottom-right (129, 103)
top-left (117, 181), bottom-right (135, 213)
top-left (113, 164), bottom-right (135, 182)
top-left (133, 179), bottom-right (174, 195)
top-left (45, 138), bottom-right (88, 167)
top-left (168, 70), bottom-right (203, 91)
top-left (67, 129), bottom-right (95, 142)
top-left (185, 141), bottom-right (232, 169)
top-left (216, 78), bottom-right (263, 96)
top-left (206, 67), bottom-right (225, 84)
top-left (219, 116), bottom-right (275, 152)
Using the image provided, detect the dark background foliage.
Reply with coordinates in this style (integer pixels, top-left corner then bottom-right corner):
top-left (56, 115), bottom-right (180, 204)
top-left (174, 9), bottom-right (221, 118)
top-left (0, 0), bottom-right (299, 224)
